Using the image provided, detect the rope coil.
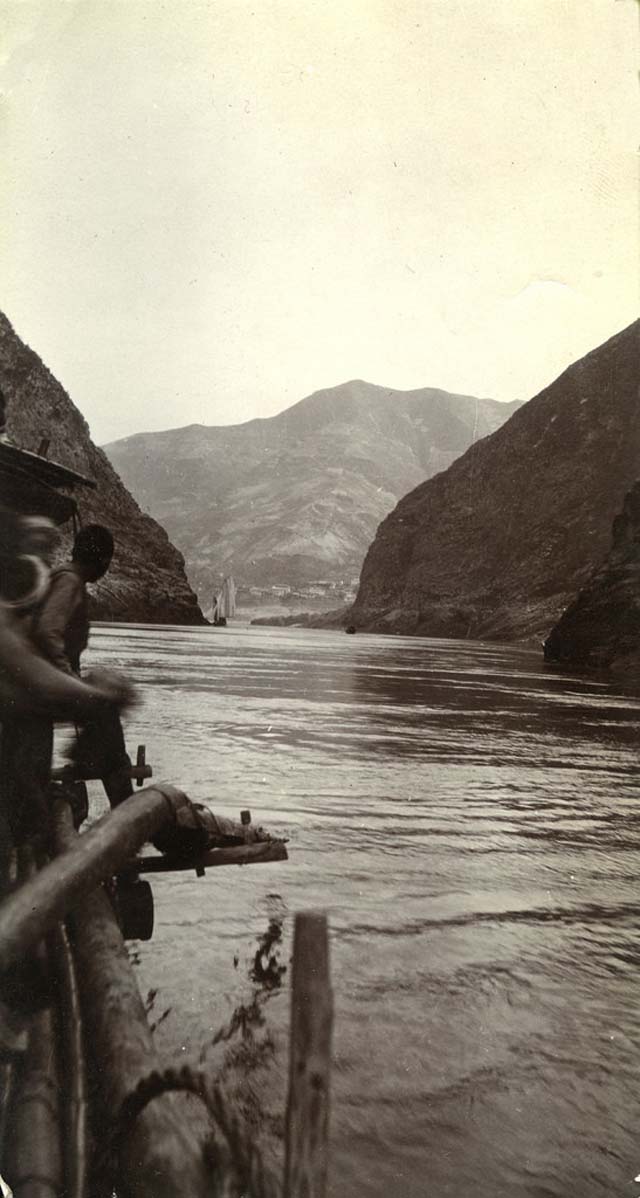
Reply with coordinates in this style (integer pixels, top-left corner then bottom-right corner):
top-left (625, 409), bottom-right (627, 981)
top-left (114, 1063), bottom-right (282, 1198)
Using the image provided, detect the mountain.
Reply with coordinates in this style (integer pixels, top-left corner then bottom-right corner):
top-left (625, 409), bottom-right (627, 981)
top-left (544, 482), bottom-right (640, 675)
top-left (104, 382), bottom-right (520, 602)
top-left (350, 321), bottom-right (639, 641)
top-left (0, 312), bottom-right (205, 624)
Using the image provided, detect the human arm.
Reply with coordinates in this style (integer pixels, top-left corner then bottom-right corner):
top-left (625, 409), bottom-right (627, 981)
top-left (0, 612), bottom-right (136, 721)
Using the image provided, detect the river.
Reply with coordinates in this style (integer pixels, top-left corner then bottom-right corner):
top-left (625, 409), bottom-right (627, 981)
top-left (83, 623), bottom-right (640, 1198)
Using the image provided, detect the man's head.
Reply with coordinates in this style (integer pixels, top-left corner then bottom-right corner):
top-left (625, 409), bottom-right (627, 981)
top-left (22, 516), bottom-right (60, 567)
top-left (72, 524), bottom-right (114, 582)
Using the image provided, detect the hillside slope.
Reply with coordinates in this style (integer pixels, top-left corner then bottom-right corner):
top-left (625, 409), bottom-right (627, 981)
top-left (0, 312), bottom-right (204, 624)
top-left (351, 321), bottom-right (639, 641)
top-left (105, 382), bottom-right (520, 600)
top-left (544, 482), bottom-right (640, 674)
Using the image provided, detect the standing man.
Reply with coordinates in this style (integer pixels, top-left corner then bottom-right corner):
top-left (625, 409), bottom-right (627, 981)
top-left (32, 524), bottom-right (135, 808)
top-left (0, 509), bottom-right (135, 876)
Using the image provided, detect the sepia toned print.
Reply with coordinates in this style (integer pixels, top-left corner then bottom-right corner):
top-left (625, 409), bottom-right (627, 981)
top-left (0, 2), bottom-right (638, 1195)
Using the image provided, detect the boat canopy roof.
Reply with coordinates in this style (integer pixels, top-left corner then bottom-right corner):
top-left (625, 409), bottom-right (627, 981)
top-left (0, 441), bottom-right (96, 525)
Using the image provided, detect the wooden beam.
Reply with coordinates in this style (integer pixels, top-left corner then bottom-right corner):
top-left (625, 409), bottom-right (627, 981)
top-left (284, 912), bottom-right (333, 1198)
top-left (54, 803), bottom-right (216, 1198)
top-left (130, 840), bottom-right (288, 875)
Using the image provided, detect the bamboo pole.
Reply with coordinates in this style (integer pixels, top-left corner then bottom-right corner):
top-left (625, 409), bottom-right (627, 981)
top-left (50, 922), bottom-right (89, 1198)
top-left (0, 785), bottom-right (188, 977)
top-left (6, 1002), bottom-right (62, 1198)
top-left (0, 1060), bottom-right (15, 1162)
top-left (54, 803), bottom-right (216, 1198)
top-left (5, 852), bottom-right (62, 1198)
top-left (284, 913), bottom-right (333, 1198)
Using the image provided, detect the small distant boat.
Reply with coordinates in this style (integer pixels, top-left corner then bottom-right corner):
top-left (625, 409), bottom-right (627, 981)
top-left (213, 575), bottom-right (236, 626)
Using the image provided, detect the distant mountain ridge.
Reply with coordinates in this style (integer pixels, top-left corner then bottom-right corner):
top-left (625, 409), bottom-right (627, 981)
top-left (105, 381), bottom-right (520, 602)
top-left (0, 312), bottom-right (205, 624)
top-left (350, 321), bottom-right (639, 641)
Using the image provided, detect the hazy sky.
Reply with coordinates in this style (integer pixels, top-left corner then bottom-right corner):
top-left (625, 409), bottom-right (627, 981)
top-left (1, 0), bottom-right (638, 445)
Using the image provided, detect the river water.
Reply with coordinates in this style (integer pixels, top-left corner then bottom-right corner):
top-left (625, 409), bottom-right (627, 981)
top-left (84, 624), bottom-right (640, 1198)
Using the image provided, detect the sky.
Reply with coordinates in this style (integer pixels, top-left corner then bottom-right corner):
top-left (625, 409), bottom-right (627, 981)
top-left (1, 0), bottom-right (638, 446)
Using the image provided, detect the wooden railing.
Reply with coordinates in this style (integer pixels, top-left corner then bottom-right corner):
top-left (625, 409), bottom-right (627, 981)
top-left (0, 788), bottom-right (333, 1198)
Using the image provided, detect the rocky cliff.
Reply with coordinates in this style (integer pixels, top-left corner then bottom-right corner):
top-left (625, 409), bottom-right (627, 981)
top-left (543, 483), bottom-right (640, 674)
top-left (0, 312), bottom-right (205, 624)
top-left (351, 321), bottom-right (639, 641)
top-left (105, 382), bottom-right (519, 602)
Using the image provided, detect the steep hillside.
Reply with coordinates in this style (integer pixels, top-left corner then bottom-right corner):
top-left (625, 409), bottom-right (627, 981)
top-left (105, 382), bottom-right (519, 600)
top-left (544, 483), bottom-right (640, 674)
top-left (0, 312), bottom-right (205, 624)
top-left (351, 321), bottom-right (639, 640)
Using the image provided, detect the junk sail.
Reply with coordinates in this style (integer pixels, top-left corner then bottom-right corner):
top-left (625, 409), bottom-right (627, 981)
top-left (213, 575), bottom-right (236, 625)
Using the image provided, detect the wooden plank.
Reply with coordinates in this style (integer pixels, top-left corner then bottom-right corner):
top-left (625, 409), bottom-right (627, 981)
top-left (284, 912), bottom-right (333, 1198)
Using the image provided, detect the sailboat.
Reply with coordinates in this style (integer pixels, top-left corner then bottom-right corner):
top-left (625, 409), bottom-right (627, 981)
top-left (212, 575), bottom-right (236, 626)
